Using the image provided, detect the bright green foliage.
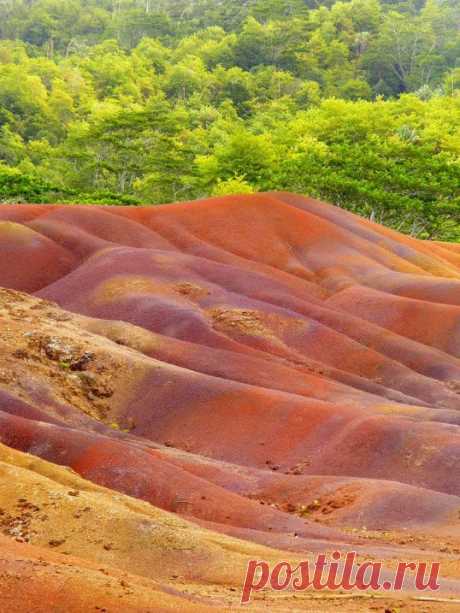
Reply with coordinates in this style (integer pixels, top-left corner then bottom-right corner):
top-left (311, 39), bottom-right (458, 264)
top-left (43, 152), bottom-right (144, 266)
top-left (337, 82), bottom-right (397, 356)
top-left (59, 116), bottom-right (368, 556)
top-left (0, 164), bottom-right (68, 203)
top-left (212, 176), bottom-right (255, 196)
top-left (0, 0), bottom-right (458, 240)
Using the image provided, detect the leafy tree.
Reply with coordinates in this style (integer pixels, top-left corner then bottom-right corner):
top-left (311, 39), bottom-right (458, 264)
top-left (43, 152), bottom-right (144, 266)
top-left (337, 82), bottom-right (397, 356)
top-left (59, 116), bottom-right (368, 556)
top-left (212, 175), bottom-right (256, 196)
top-left (196, 129), bottom-right (277, 189)
top-left (0, 163), bottom-right (71, 203)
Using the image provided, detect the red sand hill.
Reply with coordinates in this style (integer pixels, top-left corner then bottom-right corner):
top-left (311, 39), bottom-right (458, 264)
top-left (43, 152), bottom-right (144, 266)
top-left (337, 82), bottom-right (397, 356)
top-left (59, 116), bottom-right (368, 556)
top-left (0, 192), bottom-right (459, 611)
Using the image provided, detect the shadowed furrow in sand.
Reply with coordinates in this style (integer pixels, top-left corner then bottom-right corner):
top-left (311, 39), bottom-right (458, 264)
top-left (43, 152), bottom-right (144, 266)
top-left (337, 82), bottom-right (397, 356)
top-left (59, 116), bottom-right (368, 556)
top-left (0, 193), bottom-right (459, 611)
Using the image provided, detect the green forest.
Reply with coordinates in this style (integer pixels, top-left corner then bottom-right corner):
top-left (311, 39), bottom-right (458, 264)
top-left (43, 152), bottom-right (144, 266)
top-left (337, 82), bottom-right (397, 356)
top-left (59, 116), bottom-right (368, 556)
top-left (0, 0), bottom-right (459, 239)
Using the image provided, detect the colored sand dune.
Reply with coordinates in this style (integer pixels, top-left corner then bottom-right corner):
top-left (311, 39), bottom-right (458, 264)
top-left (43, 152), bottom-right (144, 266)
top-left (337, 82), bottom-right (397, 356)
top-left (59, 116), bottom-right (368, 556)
top-left (0, 192), bottom-right (459, 611)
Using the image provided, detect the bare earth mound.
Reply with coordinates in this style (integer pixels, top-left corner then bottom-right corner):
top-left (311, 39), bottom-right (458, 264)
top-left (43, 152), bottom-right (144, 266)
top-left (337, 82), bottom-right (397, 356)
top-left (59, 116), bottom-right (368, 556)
top-left (0, 192), bottom-right (460, 611)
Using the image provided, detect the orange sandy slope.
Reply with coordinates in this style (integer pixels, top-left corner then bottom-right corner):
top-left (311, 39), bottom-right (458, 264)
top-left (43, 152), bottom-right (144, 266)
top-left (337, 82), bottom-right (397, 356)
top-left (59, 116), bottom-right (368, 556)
top-left (0, 192), bottom-right (460, 611)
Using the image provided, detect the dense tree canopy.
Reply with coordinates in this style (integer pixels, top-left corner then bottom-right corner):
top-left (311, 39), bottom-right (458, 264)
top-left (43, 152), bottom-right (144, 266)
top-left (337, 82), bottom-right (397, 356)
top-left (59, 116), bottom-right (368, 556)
top-left (0, 0), bottom-right (458, 239)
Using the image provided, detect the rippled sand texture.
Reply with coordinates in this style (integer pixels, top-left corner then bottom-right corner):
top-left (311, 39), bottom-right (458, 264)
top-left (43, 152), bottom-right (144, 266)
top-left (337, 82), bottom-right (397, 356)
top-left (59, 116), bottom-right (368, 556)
top-left (0, 192), bottom-right (459, 611)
